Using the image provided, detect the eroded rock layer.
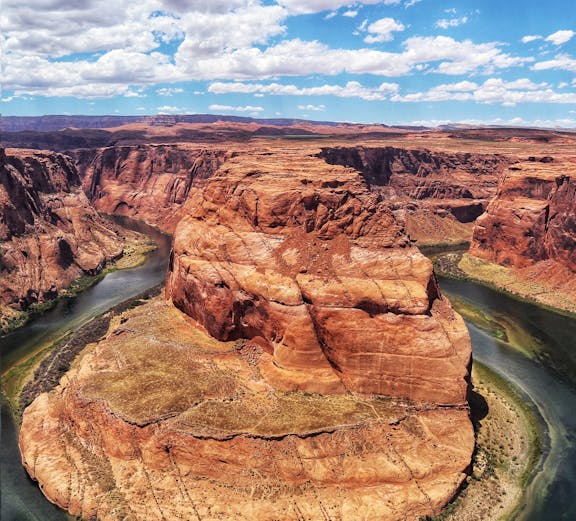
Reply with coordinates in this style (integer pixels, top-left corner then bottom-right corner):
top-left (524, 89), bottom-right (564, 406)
top-left (471, 158), bottom-right (575, 270)
top-left (468, 157), bottom-right (576, 310)
top-left (20, 298), bottom-right (474, 521)
top-left (166, 145), bottom-right (471, 404)
top-left (76, 145), bottom-right (228, 233)
top-left (0, 148), bottom-right (126, 312)
top-left (317, 146), bottom-right (510, 245)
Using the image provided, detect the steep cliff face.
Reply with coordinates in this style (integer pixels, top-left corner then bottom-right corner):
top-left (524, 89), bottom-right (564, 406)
top-left (0, 148), bottom-right (125, 312)
top-left (166, 145), bottom-right (471, 405)
top-left (317, 146), bottom-right (510, 246)
top-left (470, 158), bottom-right (575, 270)
top-left (464, 157), bottom-right (576, 312)
top-left (318, 146), bottom-right (508, 205)
top-left (75, 145), bottom-right (228, 233)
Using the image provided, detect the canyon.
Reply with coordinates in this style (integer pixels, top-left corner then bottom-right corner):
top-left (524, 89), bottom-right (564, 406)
top-left (0, 148), bottom-right (137, 333)
top-left (3, 120), bottom-right (575, 521)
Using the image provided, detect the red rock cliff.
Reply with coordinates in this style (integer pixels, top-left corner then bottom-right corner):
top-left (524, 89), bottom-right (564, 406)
top-left (470, 158), bottom-right (575, 270)
top-left (76, 145), bottom-right (228, 233)
top-left (166, 144), bottom-right (471, 405)
top-left (0, 148), bottom-right (125, 313)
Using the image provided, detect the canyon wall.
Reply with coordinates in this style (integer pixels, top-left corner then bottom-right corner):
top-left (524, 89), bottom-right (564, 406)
top-left (318, 146), bottom-right (510, 245)
top-left (0, 148), bottom-right (126, 314)
top-left (466, 157), bottom-right (576, 311)
top-left (470, 157), bottom-right (575, 270)
top-left (75, 145), bottom-right (228, 233)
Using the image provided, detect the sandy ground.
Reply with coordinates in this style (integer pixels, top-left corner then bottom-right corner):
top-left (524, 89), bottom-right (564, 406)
top-left (434, 363), bottom-right (540, 521)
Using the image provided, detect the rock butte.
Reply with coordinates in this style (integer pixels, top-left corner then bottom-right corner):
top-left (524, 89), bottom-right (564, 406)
top-left (0, 148), bottom-right (127, 317)
top-left (20, 141), bottom-right (474, 521)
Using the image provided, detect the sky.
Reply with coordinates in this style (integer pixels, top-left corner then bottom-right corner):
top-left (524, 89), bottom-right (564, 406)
top-left (1, 0), bottom-right (575, 127)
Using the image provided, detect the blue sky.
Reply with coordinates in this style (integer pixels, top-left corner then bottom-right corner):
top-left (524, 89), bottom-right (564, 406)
top-left (1, 0), bottom-right (575, 127)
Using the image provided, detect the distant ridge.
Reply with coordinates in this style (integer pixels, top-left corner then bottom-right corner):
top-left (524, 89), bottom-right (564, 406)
top-left (0, 114), bottom-right (356, 132)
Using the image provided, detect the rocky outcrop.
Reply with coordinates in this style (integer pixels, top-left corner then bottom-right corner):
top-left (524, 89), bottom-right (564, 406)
top-left (19, 142), bottom-right (474, 520)
top-left (166, 145), bottom-right (472, 404)
top-left (318, 146), bottom-right (510, 245)
top-left (466, 157), bottom-right (576, 312)
top-left (0, 148), bottom-right (126, 312)
top-left (76, 145), bottom-right (228, 233)
top-left (471, 158), bottom-right (575, 270)
top-left (20, 297), bottom-right (474, 521)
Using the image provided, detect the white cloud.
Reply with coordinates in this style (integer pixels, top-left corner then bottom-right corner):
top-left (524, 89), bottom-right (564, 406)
top-left (297, 104), bottom-right (326, 110)
top-left (532, 54), bottom-right (576, 72)
top-left (208, 104), bottom-right (264, 112)
top-left (157, 105), bottom-right (186, 113)
top-left (404, 0), bottom-right (422, 7)
top-left (343, 10), bottom-right (358, 18)
top-left (545, 30), bottom-right (575, 45)
top-left (521, 35), bottom-right (542, 43)
top-left (393, 78), bottom-right (576, 105)
top-left (208, 80), bottom-right (399, 101)
top-left (407, 117), bottom-right (576, 129)
top-left (435, 16), bottom-right (468, 29)
top-left (156, 87), bottom-right (184, 96)
top-left (364, 18), bottom-right (405, 43)
top-left (277, 0), bottom-right (386, 15)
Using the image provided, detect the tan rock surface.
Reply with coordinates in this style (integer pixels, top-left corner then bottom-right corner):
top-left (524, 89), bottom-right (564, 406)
top-left (20, 298), bottom-right (474, 521)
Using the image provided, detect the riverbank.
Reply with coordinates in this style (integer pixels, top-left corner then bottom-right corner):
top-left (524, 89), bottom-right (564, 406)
top-left (0, 231), bottom-right (157, 417)
top-left (429, 362), bottom-right (542, 521)
top-left (0, 229), bottom-right (156, 336)
top-left (433, 251), bottom-right (576, 318)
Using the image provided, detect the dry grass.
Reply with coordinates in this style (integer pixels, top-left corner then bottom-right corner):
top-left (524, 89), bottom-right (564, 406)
top-left (82, 298), bottom-right (405, 435)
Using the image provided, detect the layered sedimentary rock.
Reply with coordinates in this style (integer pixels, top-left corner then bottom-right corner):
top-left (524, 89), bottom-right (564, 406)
top-left (20, 297), bottom-right (474, 521)
top-left (318, 146), bottom-right (510, 245)
top-left (166, 145), bottom-right (471, 404)
top-left (0, 148), bottom-right (126, 312)
top-left (76, 145), bottom-right (228, 232)
top-left (467, 157), bottom-right (576, 310)
top-left (20, 142), bottom-right (474, 520)
top-left (471, 158), bottom-right (575, 270)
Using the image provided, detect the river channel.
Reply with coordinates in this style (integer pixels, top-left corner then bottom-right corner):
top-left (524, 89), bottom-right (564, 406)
top-left (1, 227), bottom-right (575, 520)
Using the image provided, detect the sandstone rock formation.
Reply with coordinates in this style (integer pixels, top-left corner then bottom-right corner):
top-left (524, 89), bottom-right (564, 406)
top-left (20, 141), bottom-right (474, 521)
top-left (468, 157), bottom-right (576, 311)
top-left (0, 148), bottom-right (126, 314)
top-left (318, 146), bottom-right (510, 245)
top-left (20, 297), bottom-right (474, 521)
top-left (166, 145), bottom-right (471, 404)
top-left (76, 145), bottom-right (228, 233)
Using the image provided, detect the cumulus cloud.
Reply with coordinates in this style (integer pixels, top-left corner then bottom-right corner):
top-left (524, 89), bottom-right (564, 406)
top-left (364, 18), bottom-right (405, 43)
top-left (521, 35), bottom-right (542, 43)
top-left (157, 105), bottom-right (187, 113)
top-left (532, 53), bottom-right (576, 72)
top-left (545, 29), bottom-right (575, 45)
top-left (298, 104), bottom-right (326, 110)
top-left (208, 80), bottom-right (399, 101)
top-left (393, 78), bottom-right (576, 105)
top-left (156, 87), bottom-right (184, 96)
top-left (208, 104), bottom-right (264, 112)
top-left (277, 0), bottom-right (385, 15)
top-left (343, 10), bottom-right (358, 18)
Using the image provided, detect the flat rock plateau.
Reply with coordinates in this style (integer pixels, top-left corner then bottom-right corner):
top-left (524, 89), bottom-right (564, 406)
top-left (7, 120), bottom-right (575, 520)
